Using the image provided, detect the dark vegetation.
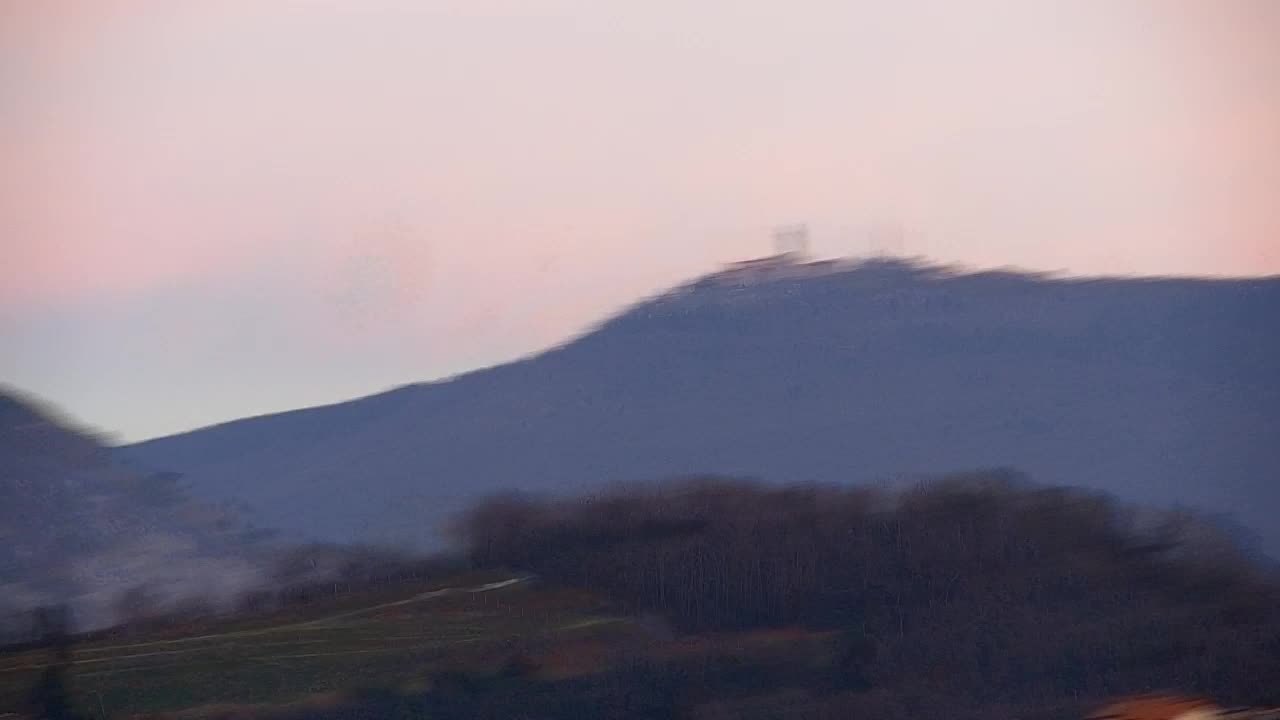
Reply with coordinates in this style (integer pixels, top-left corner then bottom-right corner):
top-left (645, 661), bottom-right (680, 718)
top-left (442, 472), bottom-right (1280, 718)
top-left (5, 470), bottom-right (1279, 719)
top-left (1, 572), bottom-right (619, 718)
top-left (7, 384), bottom-right (1279, 718)
top-left (9, 261), bottom-right (1280, 718)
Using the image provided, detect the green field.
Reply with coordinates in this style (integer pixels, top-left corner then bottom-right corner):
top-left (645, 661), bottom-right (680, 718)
top-left (0, 574), bottom-right (632, 718)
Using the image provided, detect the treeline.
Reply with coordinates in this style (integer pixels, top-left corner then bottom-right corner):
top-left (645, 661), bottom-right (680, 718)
top-left (455, 470), bottom-right (1280, 712)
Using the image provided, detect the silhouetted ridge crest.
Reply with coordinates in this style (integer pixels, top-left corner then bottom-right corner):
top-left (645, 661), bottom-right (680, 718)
top-left (120, 256), bottom-right (1280, 556)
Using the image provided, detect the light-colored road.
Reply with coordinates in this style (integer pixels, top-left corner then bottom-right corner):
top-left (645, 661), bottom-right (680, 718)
top-left (0, 576), bottom-right (533, 674)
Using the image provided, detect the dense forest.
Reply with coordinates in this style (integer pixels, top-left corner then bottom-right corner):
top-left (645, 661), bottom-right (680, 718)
top-left (443, 470), bottom-right (1280, 718)
top-left (11, 469), bottom-right (1280, 720)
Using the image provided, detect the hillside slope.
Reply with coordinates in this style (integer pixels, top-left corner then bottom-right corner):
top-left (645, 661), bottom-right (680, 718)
top-left (0, 390), bottom-right (268, 631)
top-left (120, 258), bottom-right (1280, 553)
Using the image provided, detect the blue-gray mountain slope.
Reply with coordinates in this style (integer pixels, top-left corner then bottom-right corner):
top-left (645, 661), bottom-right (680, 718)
top-left (119, 258), bottom-right (1280, 554)
top-left (0, 390), bottom-right (268, 632)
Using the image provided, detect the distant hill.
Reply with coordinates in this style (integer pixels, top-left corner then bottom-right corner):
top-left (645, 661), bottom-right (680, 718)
top-left (119, 257), bottom-right (1280, 555)
top-left (0, 389), bottom-right (269, 631)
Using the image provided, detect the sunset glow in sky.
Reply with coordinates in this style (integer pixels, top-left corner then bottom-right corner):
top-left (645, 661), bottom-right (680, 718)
top-left (2, 0), bottom-right (1278, 441)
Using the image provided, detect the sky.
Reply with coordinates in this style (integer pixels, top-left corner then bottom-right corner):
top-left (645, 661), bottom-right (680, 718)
top-left (2, 0), bottom-right (1278, 443)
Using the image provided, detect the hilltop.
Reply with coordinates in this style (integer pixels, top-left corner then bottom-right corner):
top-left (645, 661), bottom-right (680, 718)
top-left (119, 256), bottom-right (1280, 554)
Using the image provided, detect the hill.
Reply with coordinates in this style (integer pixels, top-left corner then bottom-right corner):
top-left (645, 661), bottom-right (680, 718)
top-left (119, 257), bottom-right (1280, 554)
top-left (0, 390), bottom-right (269, 632)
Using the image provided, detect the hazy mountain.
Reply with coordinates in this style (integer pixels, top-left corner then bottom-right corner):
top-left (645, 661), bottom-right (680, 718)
top-left (0, 390), bottom-right (269, 631)
top-left (119, 257), bottom-right (1280, 555)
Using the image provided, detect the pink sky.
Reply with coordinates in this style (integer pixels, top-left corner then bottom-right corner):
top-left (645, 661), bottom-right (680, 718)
top-left (2, 0), bottom-right (1277, 440)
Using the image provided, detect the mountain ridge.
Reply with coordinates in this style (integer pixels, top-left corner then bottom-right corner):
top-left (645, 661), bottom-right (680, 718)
top-left (1, 390), bottom-right (269, 632)
top-left (119, 257), bottom-right (1280, 554)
